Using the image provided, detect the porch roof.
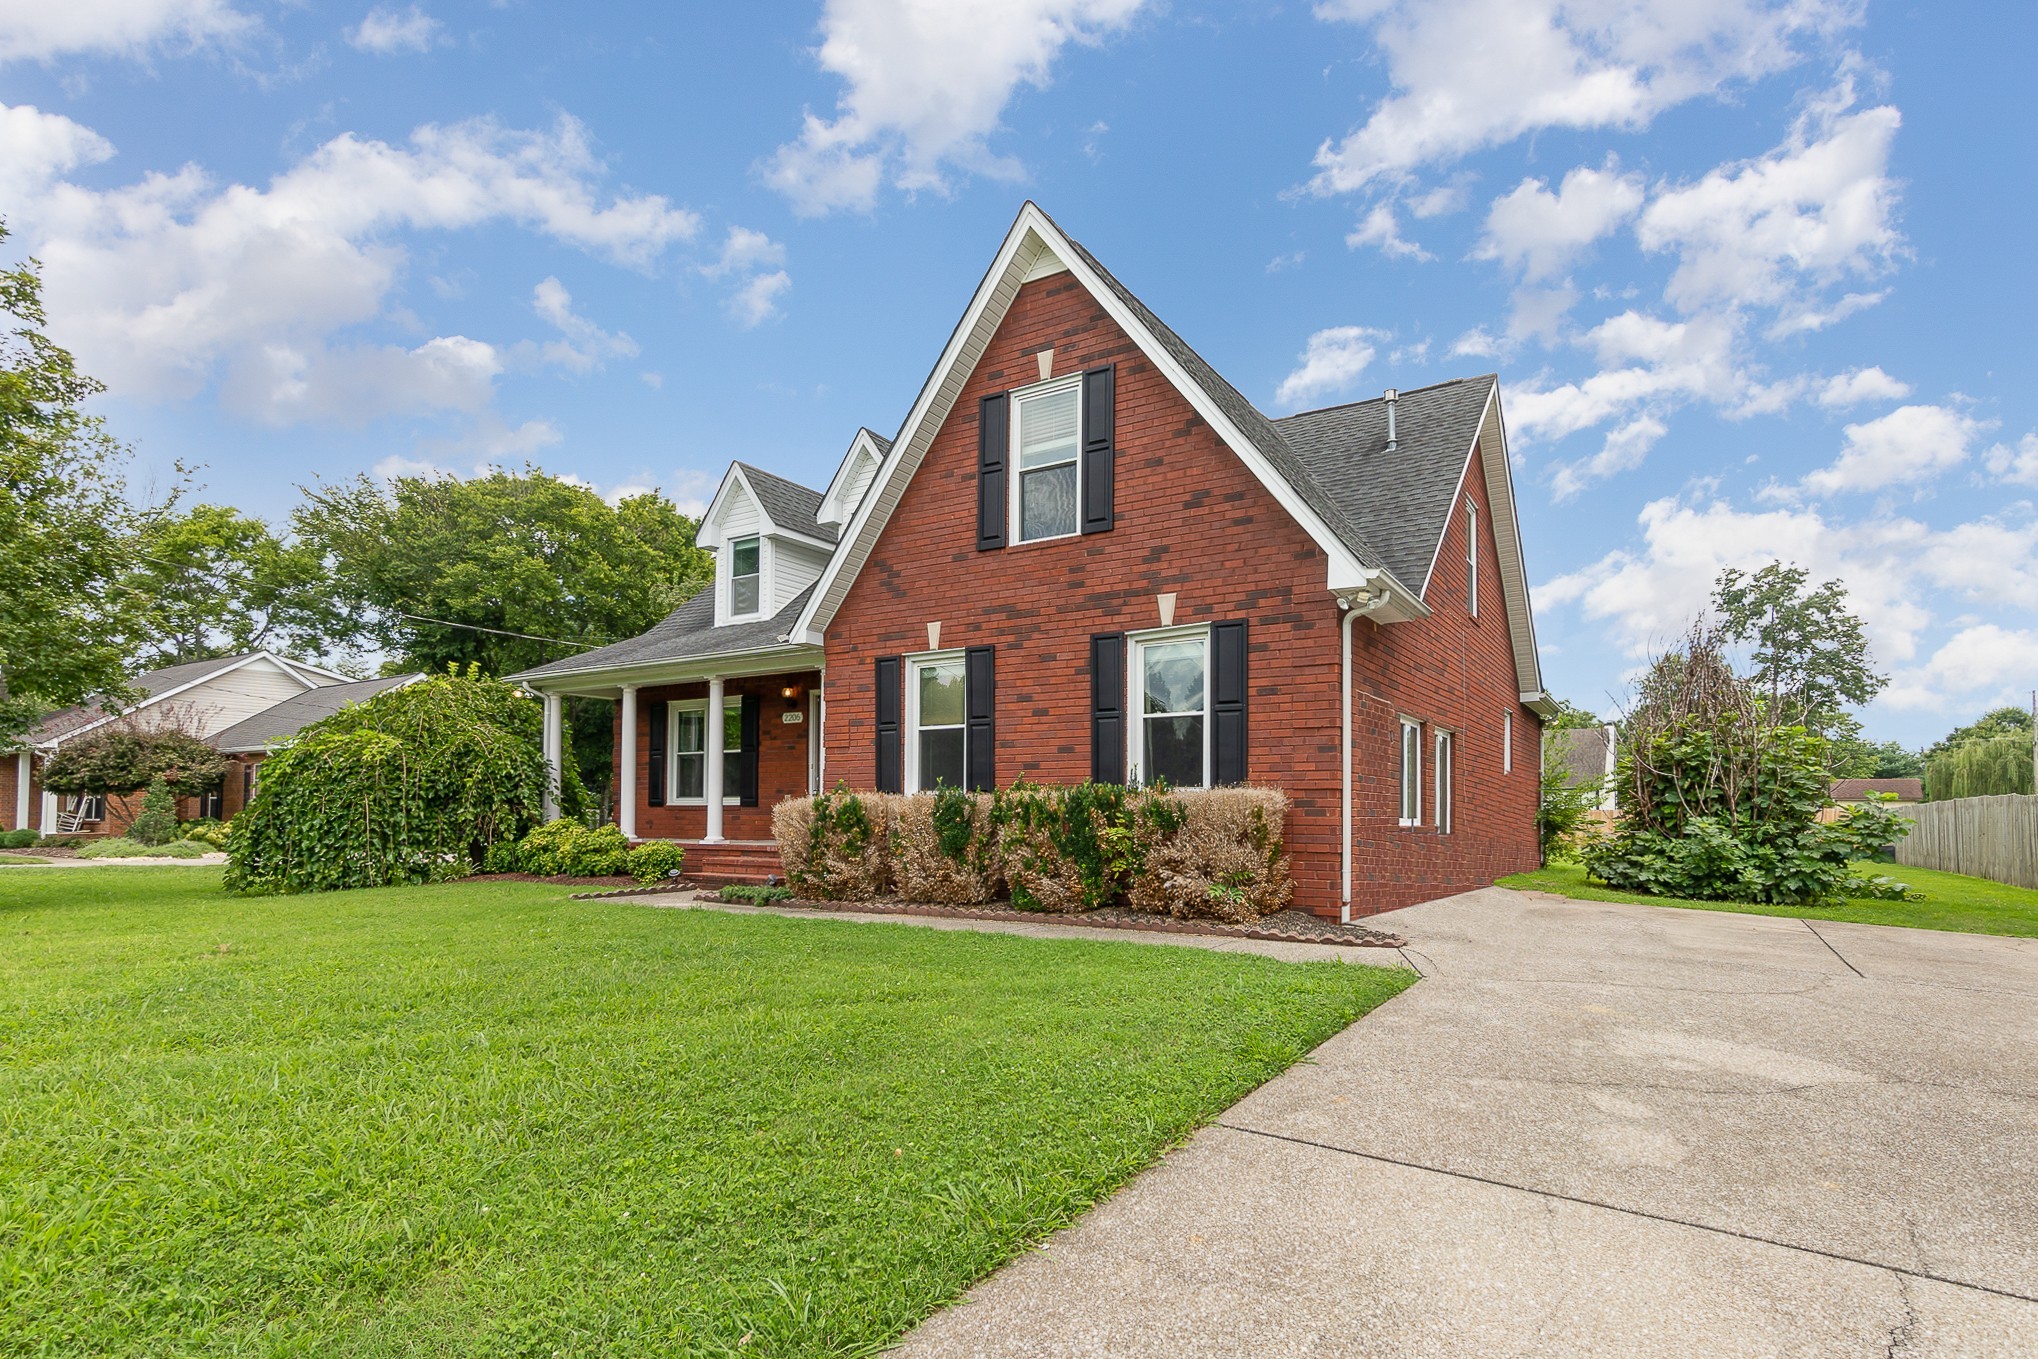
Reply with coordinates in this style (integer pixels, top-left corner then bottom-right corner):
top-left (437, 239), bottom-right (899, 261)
top-left (506, 584), bottom-right (817, 688)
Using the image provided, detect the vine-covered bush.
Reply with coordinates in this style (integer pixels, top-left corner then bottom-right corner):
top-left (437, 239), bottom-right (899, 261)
top-left (226, 667), bottom-right (573, 895)
top-left (776, 788), bottom-right (896, 900)
top-left (772, 783), bottom-right (1294, 920)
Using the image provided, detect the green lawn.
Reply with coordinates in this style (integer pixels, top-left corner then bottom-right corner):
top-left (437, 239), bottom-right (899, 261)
top-left (0, 867), bottom-right (1412, 1358)
top-left (1500, 860), bottom-right (2038, 938)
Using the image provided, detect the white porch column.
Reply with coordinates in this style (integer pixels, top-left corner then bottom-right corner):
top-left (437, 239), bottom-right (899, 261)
top-left (14, 752), bottom-right (29, 832)
top-left (540, 692), bottom-right (564, 822)
top-left (703, 675), bottom-right (726, 843)
top-left (617, 685), bottom-right (639, 841)
top-left (39, 786), bottom-right (57, 835)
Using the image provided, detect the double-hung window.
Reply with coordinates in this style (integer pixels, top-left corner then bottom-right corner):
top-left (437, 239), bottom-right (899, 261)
top-left (729, 536), bottom-right (762, 618)
top-left (1132, 629), bottom-right (1210, 788)
top-left (907, 653), bottom-right (967, 791)
top-left (672, 699), bottom-right (741, 803)
top-left (1434, 730), bottom-right (1454, 834)
top-left (1398, 718), bottom-right (1422, 826)
top-left (1011, 377), bottom-right (1081, 543)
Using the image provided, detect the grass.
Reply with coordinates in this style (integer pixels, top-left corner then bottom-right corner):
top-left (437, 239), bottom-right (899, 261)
top-left (1500, 859), bottom-right (2038, 938)
top-left (0, 867), bottom-right (1413, 1358)
top-left (0, 854), bottom-right (53, 865)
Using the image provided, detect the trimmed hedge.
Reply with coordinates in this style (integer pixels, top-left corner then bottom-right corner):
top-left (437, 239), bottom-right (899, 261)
top-left (776, 783), bottom-right (1292, 921)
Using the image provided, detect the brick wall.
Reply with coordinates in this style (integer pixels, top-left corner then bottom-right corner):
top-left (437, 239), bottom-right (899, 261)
top-left (620, 671), bottom-right (821, 842)
top-left (819, 273), bottom-right (1539, 915)
top-left (0, 754), bottom-right (26, 832)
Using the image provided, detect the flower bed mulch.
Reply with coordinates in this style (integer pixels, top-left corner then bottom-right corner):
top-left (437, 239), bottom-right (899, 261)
top-left (572, 886), bottom-right (1407, 949)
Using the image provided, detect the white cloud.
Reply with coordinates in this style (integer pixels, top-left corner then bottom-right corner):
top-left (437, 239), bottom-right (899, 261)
top-left (1637, 79), bottom-right (1902, 315)
top-left (0, 0), bottom-right (253, 64)
top-left (1505, 309), bottom-right (1743, 445)
top-left (1449, 327), bottom-right (1499, 359)
top-left (0, 102), bottom-right (115, 205)
top-left (1309, 0), bottom-right (1855, 194)
top-left (1801, 403), bottom-right (1987, 495)
top-left (763, 0), bottom-right (1148, 214)
top-left (7, 104), bottom-right (699, 423)
top-left (1550, 414), bottom-right (1667, 500)
top-left (697, 226), bottom-right (791, 326)
top-left (727, 270), bottom-right (792, 328)
top-left (705, 225), bottom-right (786, 277)
top-left (1476, 159), bottom-right (1643, 281)
top-left (1885, 626), bottom-right (2038, 711)
top-left (1816, 365), bottom-right (1910, 407)
top-left (1346, 203), bottom-right (1432, 260)
top-left (1275, 325), bottom-right (1386, 408)
top-left (1984, 433), bottom-right (2038, 487)
top-left (347, 4), bottom-right (443, 55)
top-left (528, 276), bottom-right (637, 372)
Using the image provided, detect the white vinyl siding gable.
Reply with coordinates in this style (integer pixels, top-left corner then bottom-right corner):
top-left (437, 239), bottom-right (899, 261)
top-left (772, 538), bottom-right (832, 613)
top-left (172, 657), bottom-right (321, 739)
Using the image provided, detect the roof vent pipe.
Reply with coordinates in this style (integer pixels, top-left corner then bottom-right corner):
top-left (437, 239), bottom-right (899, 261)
top-left (1383, 388), bottom-right (1399, 452)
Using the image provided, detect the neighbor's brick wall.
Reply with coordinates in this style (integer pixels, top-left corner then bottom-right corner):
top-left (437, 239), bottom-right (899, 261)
top-left (618, 671), bottom-right (820, 842)
top-left (0, 755), bottom-right (25, 832)
top-left (819, 273), bottom-right (1540, 915)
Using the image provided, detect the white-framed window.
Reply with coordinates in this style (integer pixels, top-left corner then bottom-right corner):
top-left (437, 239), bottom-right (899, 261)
top-left (906, 651), bottom-right (968, 792)
top-left (1503, 709), bottom-right (1514, 774)
top-left (1010, 375), bottom-right (1082, 544)
top-left (71, 794), bottom-right (106, 823)
top-left (670, 698), bottom-right (741, 804)
top-left (1466, 501), bottom-right (1478, 618)
top-left (1130, 627), bottom-right (1210, 788)
top-left (728, 536), bottom-right (763, 619)
top-left (1398, 718), bottom-right (1422, 827)
top-left (1435, 729), bottom-right (1454, 834)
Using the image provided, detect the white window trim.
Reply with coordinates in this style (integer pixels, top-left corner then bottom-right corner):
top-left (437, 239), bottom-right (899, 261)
top-left (1008, 373), bottom-right (1085, 546)
top-left (1466, 501), bottom-right (1478, 619)
top-left (904, 649), bottom-right (968, 793)
top-left (722, 535), bottom-right (769, 625)
top-left (1398, 717), bottom-right (1423, 827)
top-left (668, 697), bottom-right (742, 806)
top-left (1434, 728), bottom-right (1454, 835)
top-left (1126, 624), bottom-right (1213, 790)
top-left (1503, 709), bottom-right (1514, 774)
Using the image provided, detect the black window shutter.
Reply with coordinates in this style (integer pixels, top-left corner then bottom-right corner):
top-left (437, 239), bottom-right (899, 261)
top-left (965, 645), bottom-right (995, 792)
top-left (646, 701), bottom-right (666, 808)
top-left (874, 656), bottom-right (903, 793)
top-left (1090, 632), bottom-right (1126, 785)
top-left (1212, 620), bottom-right (1248, 785)
top-left (1081, 365), bottom-right (1115, 534)
top-left (738, 693), bottom-right (762, 807)
top-left (977, 392), bottom-right (1009, 551)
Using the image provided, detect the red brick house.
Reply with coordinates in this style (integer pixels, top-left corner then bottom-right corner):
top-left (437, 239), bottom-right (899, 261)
top-left (509, 204), bottom-right (1557, 915)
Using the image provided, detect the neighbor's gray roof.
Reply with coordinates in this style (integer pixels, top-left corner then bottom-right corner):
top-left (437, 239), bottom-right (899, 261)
top-left (208, 673), bottom-right (422, 752)
top-left (1547, 726), bottom-right (1614, 789)
top-left (735, 462), bottom-right (837, 543)
top-left (21, 652), bottom-right (271, 747)
top-left (507, 585), bottom-right (816, 684)
top-left (1275, 376), bottom-right (1497, 590)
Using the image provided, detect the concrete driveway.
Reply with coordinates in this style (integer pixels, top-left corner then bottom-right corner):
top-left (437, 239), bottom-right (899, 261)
top-left (892, 889), bottom-right (2038, 1357)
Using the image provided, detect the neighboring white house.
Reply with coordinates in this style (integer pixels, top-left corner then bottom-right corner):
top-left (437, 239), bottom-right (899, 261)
top-left (3, 650), bottom-right (346, 834)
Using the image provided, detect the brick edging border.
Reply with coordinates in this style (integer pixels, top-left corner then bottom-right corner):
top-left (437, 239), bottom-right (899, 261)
top-left (571, 885), bottom-right (1407, 949)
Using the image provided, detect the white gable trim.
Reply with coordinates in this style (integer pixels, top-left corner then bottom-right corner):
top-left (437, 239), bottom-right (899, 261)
top-left (817, 429), bottom-right (888, 527)
top-left (795, 203), bottom-right (1382, 639)
top-left (699, 463), bottom-right (833, 552)
top-left (37, 651), bottom-right (320, 751)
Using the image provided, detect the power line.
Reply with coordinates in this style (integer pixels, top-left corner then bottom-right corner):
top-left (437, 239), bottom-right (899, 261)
top-left (391, 612), bottom-right (597, 651)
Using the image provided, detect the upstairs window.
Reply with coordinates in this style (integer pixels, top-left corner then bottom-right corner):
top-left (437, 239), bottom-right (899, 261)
top-left (1012, 378), bottom-right (1081, 542)
top-left (1399, 719), bottom-right (1422, 826)
top-left (1466, 502), bottom-right (1479, 618)
top-left (730, 536), bottom-right (761, 617)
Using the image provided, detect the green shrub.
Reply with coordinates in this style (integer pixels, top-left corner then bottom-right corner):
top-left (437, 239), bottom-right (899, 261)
top-left (718, 883), bottom-right (792, 905)
top-left (32, 835), bottom-right (86, 848)
top-left (226, 667), bottom-right (574, 895)
top-left (777, 787), bottom-right (895, 900)
top-left (626, 841), bottom-right (687, 884)
top-left (0, 829), bottom-right (35, 849)
top-left (78, 837), bottom-right (210, 859)
top-left (180, 818), bottom-right (232, 849)
top-left (480, 840), bottom-right (522, 874)
top-left (990, 781), bottom-right (1137, 913)
top-left (127, 777), bottom-right (179, 847)
top-left (892, 789), bottom-right (997, 905)
top-left (516, 819), bottom-right (631, 877)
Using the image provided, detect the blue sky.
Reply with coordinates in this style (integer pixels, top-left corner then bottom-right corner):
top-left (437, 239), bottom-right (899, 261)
top-left (3, 0), bottom-right (2034, 745)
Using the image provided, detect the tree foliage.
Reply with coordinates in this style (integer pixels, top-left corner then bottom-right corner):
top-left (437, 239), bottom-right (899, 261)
top-left (120, 503), bottom-right (331, 668)
top-left (1712, 562), bottom-right (1885, 737)
top-left (1829, 736), bottom-right (1925, 781)
top-left (1922, 705), bottom-right (2034, 760)
top-left (40, 719), bottom-right (230, 799)
top-left (1925, 736), bottom-right (2035, 801)
top-left (127, 778), bottom-right (179, 847)
top-left (0, 226), bottom-right (172, 743)
top-left (227, 666), bottom-right (587, 895)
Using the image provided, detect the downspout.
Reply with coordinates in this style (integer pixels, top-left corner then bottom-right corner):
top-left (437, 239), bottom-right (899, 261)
top-left (1338, 585), bottom-right (1393, 924)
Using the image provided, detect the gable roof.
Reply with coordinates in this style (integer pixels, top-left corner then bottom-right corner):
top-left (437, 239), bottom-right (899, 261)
top-left (1831, 777), bottom-right (1924, 803)
top-left (18, 651), bottom-right (325, 748)
top-left (733, 462), bottom-right (836, 543)
top-left (1547, 726), bottom-right (1615, 789)
top-left (818, 428), bottom-right (893, 527)
top-left (209, 673), bottom-right (424, 753)
top-left (508, 584), bottom-right (816, 685)
top-left (1274, 377), bottom-right (1497, 590)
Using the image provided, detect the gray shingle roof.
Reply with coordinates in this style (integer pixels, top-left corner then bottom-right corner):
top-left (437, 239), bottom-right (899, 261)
top-left (1274, 377), bottom-right (1496, 590)
top-left (21, 652), bottom-right (272, 746)
top-left (507, 584), bottom-right (815, 683)
top-left (735, 463), bottom-right (837, 543)
top-left (209, 674), bottom-right (423, 752)
top-left (861, 428), bottom-right (894, 455)
top-left (1547, 726), bottom-right (1614, 788)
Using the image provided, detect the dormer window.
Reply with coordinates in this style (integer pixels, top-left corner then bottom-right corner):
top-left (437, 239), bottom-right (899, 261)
top-left (730, 536), bottom-right (761, 617)
top-left (1012, 377), bottom-right (1081, 542)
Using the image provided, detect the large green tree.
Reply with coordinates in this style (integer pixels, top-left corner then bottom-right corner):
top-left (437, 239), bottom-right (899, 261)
top-left (121, 503), bottom-right (332, 668)
top-left (0, 229), bottom-right (169, 743)
top-left (1712, 562), bottom-right (1885, 742)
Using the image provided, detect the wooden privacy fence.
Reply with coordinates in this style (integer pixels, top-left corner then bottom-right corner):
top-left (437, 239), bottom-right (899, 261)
top-left (1892, 795), bottom-right (2038, 889)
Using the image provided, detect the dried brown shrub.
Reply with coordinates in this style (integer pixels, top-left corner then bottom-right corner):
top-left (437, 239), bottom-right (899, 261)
top-left (1127, 786), bottom-right (1292, 923)
top-left (891, 791), bottom-right (999, 905)
top-left (773, 789), bottom-right (896, 900)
